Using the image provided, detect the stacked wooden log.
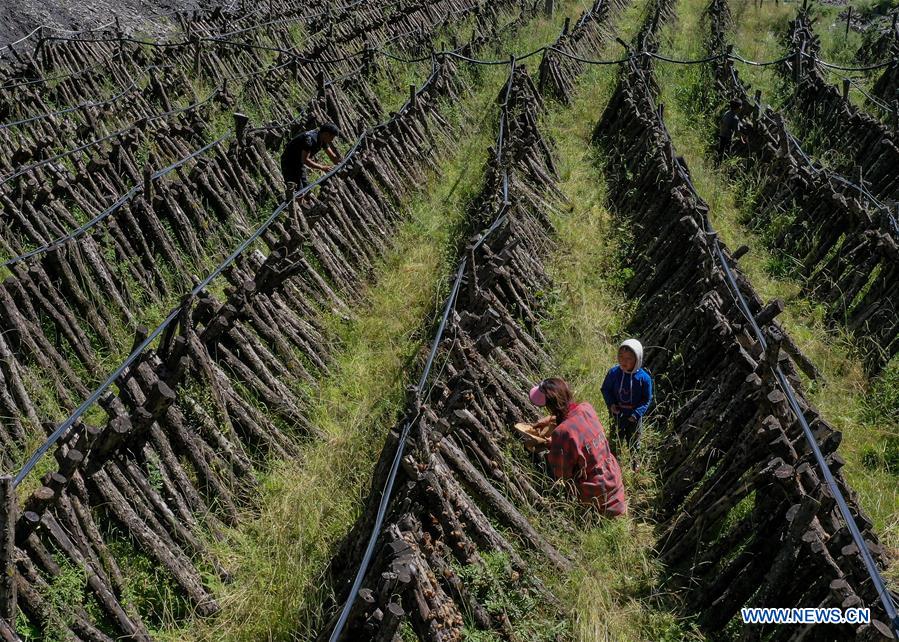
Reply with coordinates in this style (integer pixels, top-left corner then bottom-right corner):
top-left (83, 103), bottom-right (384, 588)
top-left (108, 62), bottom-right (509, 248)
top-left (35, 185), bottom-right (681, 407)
top-left (536, 0), bottom-right (624, 103)
top-left (781, 10), bottom-right (899, 205)
top-left (593, 4), bottom-right (896, 638)
top-left (856, 17), bottom-right (898, 65)
top-left (871, 40), bottom-right (899, 106)
top-left (316, 63), bottom-right (577, 641)
top-left (703, 0), bottom-right (899, 374)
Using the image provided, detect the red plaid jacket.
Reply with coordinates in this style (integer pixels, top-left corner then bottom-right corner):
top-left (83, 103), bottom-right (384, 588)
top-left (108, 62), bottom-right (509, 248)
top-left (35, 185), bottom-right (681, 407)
top-left (548, 402), bottom-right (627, 516)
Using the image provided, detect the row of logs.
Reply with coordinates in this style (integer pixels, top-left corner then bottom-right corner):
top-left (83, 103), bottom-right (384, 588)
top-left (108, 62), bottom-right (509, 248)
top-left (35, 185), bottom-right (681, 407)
top-left (537, 0), bottom-right (625, 103)
top-left (318, 63), bottom-right (574, 642)
top-left (2, 2), bottom-right (547, 637)
top-left (871, 39), bottom-right (899, 108)
top-left (781, 9), bottom-right (899, 205)
top-left (705, 0), bottom-right (899, 374)
top-left (594, 3), bottom-right (896, 638)
top-left (856, 15), bottom-right (899, 65)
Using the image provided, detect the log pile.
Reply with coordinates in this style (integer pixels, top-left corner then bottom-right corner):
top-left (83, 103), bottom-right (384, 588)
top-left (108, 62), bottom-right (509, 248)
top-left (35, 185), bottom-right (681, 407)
top-left (704, 0), bottom-right (899, 374)
top-left (537, 0), bottom-right (624, 103)
top-left (871, 40), bottom-right (899, 106)
top-left (780, 9), bottom-right (899, 205)
top-left (316, 63), bottom-right (575, 642)
top-left (593, 4), bottom-right (896, 638)
top-left (856, 17), bottom-right (898, 65)
top-left (0, 0), bottom-right (550, 635)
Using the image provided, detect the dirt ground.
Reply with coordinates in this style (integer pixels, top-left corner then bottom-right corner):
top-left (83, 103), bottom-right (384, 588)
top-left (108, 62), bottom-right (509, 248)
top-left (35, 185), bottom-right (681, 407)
top-left (0, 0), bottom-right (209, 55)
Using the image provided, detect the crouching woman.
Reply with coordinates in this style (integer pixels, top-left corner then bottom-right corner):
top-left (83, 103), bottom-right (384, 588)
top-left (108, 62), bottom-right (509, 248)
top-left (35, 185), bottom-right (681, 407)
top-left (529, 377), bottom-right (627, 517)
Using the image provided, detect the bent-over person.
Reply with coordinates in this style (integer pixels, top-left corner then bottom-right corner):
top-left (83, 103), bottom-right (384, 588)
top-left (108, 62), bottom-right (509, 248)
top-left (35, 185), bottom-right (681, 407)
top-left (280, 122), bottom-right (342, 192)
top-left (529, 377), bottom-right (627, 517)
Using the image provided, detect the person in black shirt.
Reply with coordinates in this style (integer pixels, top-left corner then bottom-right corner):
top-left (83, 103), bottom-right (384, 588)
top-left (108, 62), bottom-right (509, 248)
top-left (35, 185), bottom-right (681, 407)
top-left (280, 122), bottom-right (342, 191)
top-left (715, 98), bottom-right (744, 163)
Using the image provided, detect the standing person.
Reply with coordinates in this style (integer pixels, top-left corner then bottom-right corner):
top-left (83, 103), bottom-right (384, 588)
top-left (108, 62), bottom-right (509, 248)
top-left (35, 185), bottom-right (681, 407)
top-left (715, 98), bottom-right (744, 163)
top-left (529, 377), bottom-right (627, 516)
top-left (601, 339), bottom-right (653, 470)
top-left (280, 122), bottom-right (342, 192)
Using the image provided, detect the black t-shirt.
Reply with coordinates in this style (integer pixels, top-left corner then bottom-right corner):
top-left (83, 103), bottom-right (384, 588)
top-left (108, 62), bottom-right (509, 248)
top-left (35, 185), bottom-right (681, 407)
top-left (282, 129), bottom-right (325, 165)
top-left (719, 110), bottom-right (742, 140)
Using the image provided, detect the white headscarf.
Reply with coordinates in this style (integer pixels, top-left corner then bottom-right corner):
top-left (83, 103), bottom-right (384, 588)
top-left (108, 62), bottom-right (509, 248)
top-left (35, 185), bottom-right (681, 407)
top-left (619, 338), bottom-right (643, 373)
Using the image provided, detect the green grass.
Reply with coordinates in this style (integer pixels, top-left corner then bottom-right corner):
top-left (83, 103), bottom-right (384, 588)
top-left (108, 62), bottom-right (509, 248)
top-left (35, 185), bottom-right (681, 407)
top-left (456, 551), bottom-right (572, 641)
top-left (659, 0), bottom-right (898, 581)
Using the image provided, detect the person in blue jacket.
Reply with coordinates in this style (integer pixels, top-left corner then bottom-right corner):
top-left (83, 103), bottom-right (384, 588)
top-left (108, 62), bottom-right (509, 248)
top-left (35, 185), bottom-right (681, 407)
top-left (601, 338), bottom-right (653, 469)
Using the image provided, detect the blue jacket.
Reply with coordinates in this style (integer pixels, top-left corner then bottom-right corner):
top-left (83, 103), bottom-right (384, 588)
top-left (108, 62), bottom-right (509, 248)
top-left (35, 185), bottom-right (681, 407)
top-left (601, 366), bottom-right (653, 419)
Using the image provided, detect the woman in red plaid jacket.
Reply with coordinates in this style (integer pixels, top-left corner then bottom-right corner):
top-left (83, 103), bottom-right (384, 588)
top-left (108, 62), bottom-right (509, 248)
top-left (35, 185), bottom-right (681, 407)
top-left (529, 378), bottom-right (627, 517)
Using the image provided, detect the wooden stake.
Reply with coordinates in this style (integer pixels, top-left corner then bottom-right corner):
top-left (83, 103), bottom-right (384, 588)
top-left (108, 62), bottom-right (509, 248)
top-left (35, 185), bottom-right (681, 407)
top-left (543, 0), bottom-right (554, 18)
top-left (842, 78), bottom-right (850, 100)
top-left (0, 476), bottom-right (15, 628)
top-left (143, 165), bottom-right (154, 202)
top-left (845, 6), bottom-right (852, 38)
top-left (233, 112), bottom-right (249, 143)
top-left (192, 37), bottom-right (201, 76)
top-left (563, 17), bottom-right (570, 35)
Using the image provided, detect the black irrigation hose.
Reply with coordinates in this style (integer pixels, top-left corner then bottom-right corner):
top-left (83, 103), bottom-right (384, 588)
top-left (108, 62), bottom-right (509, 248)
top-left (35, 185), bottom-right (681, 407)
top-left (0, 21), bottom-right (117, 52)
top-left (730, 51), bottom-right (794, 67)
top-left (0, 54), bottom-right (120, 91)
top-left (545, 46), bottom-right (634, 65)
top-left (810, 55), bottom-right (895, 72)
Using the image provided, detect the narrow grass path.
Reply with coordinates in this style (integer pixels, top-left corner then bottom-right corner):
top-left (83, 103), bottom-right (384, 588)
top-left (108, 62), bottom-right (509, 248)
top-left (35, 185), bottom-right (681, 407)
top-left (518, 0), bottom-right (707, 639)
top-left (656, 0), bottom-right (898, 577)
top-left (158, 5), bottom-right (604, 640)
